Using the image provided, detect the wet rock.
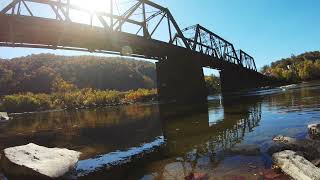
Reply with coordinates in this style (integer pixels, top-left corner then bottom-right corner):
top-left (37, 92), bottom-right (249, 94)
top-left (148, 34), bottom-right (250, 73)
top-left (308, 123), bottom-right (320, 139)
top-left (162, 162), bottom-right (192, 180)
top-left (140, 173), bottom-right (158, 180)
top-left (267, 144), bottom-right (286, 155)
top-left (260, 169), bottom-right (289, 180)
top-left (1, 143), bottom-right (81, 178)
top-left (229, 144), bottom-right (261, 156)
top-left (273, 135), bottom-right (320, 160)
top-left (211, 155), bottom-right (265, 179)
top-left (311, 158), bottom-right (320, 167)
top-left (0, 112), bottom-right (9, 121)
top-left (0, 173), bottom-right (7, 180)
top-left (272, 150), bottom-right (320, 180)
top-left (185, 172), bottom-right (208, 180)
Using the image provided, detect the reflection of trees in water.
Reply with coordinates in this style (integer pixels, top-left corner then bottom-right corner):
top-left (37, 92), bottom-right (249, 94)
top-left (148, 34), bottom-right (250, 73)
top-left (4, 104), bottom-right (157, 134)
top-left (0, 104), bottom-right (162, 158)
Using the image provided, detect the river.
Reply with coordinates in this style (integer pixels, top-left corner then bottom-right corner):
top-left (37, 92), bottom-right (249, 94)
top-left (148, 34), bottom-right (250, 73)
top-left (0, 81), bottom-right (320, 179)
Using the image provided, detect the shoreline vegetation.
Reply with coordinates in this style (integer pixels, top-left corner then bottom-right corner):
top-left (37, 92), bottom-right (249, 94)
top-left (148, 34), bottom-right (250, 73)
top-left (0, 54), bottom-right (221, 113)
top-left (0, 88), bottom-right (158, 113)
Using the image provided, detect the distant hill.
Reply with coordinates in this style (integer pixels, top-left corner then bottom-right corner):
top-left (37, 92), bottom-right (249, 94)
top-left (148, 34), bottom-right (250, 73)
top-left (261, 51), bottom-right (320, 82)
top-left (0, 54), bottom-right (157, 95)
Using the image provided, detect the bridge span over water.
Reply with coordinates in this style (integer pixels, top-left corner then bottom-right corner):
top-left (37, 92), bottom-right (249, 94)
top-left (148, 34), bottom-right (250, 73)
top-left (0, 0), bottom-right (274, 102)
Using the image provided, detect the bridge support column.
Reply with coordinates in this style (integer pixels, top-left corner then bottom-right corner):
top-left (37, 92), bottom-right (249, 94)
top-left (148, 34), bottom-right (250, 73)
top-left (156, 54), bottom-right (207, 103)
top-left (220, 66), bottom-right (269, 92)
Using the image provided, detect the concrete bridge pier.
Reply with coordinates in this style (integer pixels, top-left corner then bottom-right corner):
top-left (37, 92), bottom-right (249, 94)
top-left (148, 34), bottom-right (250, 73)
top-left (156, 54), bottom-right (208, 103)
top-left (220, 66), bottom-right (269, 92)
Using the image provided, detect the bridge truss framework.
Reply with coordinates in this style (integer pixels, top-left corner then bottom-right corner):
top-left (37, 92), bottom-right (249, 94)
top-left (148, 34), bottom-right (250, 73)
top-left (0, 0), bottom-right (257, 71)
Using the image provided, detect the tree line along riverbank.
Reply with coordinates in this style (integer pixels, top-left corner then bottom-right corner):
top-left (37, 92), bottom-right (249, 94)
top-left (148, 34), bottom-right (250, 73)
top-left (261, 51), bottom-right (320, 83)
top-left (0, 73), bottom-right (157, 113)
top-left (0, 54), bottom-right (220, 113)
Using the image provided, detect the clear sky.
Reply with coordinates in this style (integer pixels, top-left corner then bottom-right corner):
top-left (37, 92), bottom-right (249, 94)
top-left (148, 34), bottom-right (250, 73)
top-left (0, 0), bottom-right (319, 72)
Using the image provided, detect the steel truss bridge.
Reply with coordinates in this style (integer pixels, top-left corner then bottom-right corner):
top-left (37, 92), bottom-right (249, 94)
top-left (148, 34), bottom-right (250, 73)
top-left (0, 0), bottom-right (257, 71)
top-left (0, 0), bottom-right (274, 102)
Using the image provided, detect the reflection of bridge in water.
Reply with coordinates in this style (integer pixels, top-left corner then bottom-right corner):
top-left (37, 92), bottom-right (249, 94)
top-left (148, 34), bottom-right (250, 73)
top-left (77, 97), bottom-right (262, 179)
top-left (0, 97), bottom-right (262, 179)
top-left (161, 98), bottom-right (262, 157)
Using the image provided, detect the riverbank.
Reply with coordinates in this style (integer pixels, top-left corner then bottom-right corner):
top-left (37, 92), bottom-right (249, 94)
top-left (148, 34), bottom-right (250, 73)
top-left (0, 88), bottom-right (157, 113)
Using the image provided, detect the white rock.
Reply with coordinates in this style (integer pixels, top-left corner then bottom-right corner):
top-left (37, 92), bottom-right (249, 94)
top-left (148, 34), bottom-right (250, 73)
top-left (273, 150), bottom-right (320, 180)
top-left (3, 143), bottom-right (81, 178)
top-left (0, 112), bottom-right (9, 121)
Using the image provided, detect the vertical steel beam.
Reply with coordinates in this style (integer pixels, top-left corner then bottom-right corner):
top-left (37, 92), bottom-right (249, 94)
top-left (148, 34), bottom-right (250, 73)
top-left (167, 14), bottom-right (172, 42)
top-left (110, 0), bottom-right (113, 29)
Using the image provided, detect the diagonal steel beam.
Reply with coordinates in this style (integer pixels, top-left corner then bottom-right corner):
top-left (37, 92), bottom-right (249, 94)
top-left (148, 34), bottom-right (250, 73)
top-left (1, 0), bottom-right (21, 13)
top-left (114, 1), bottom-right (142, 31)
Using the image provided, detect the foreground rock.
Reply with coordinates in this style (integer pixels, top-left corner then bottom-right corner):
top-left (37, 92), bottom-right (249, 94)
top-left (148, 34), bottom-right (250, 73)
top-left (1, 143), bottom-right (81, 179)
top-left (229, 144), bottom-right (261, 156)
top-left (272, 135), bottom-right (320, 160)
top-left (308, 123), bottom-right (320, 139)
top-left (0, 112), bottom-right (9, 121)
top-left (273, 150), bottom-right (320, 180)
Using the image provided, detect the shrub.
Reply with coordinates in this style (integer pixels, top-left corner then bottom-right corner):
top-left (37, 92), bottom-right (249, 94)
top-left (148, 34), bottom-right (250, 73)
top-left (0, 88), bottom-right (158, 113)
top-left (2, 94), bottom-right (41, 112)
top-left (124, 89), bottom-right (157, 103)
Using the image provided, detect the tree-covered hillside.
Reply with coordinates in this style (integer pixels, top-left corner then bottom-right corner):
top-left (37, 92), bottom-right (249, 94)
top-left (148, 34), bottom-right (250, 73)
top-left (261, 51), bottom-right (320, 82)
top-left (0, 54), bottom-right (157, 95)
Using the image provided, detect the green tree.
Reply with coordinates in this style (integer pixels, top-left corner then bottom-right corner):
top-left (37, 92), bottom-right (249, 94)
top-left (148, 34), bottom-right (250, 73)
top-left (205, 75), bottom-right (220, 94)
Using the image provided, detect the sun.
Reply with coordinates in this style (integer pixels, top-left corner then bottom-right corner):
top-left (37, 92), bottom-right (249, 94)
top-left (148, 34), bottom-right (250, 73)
top-left (71, 0), bottom-right (110, 12)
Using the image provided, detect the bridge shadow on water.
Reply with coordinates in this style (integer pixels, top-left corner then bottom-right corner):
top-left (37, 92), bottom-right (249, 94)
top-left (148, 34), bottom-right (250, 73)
top-left (0, 95), bottom-right (263, 180)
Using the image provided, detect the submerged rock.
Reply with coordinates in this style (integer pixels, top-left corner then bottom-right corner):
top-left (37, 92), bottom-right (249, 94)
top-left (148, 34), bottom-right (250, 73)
top-left (229, 144), bottom-right (261, 156)
top-left (0, 112), bottom-right (9, 121)
top-left (162, 162), bottom-right (192, 180)
top-left (1, 143), bottom-right (81, 178)
top-left (0, 173), bottom-right (7, 180)
top-left (273, 150), bottom-right (320, 180)
top-left (185, 172), bottom-right (209, 180)
top-left (308, 123), bottom-right (320, 139)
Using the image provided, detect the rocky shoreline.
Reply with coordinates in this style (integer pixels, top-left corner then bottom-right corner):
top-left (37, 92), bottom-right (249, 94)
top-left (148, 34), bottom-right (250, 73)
top-left (1, 123), bottom-right (320, 180)
top-left (267, 123), bottom-right (320, 180)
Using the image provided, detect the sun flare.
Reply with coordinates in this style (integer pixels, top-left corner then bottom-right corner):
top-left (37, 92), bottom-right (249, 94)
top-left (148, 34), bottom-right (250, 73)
top-left (71, 0), bottom-right (110, 12)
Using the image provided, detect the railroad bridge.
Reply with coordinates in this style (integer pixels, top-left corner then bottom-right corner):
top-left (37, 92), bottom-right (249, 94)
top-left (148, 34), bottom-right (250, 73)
top-left (0, 0), bottom-right (273, 102)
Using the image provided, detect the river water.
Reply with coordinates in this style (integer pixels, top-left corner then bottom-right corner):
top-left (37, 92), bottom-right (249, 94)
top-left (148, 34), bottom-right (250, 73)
top-left (0, 81), bottom-right (320, 179)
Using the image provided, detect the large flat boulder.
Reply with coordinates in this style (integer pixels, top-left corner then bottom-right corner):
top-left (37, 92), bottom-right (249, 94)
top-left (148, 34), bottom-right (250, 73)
top-left (273, 150), bottom-right (320, 180)
top-left (1, 143), bottom-right (81, 179)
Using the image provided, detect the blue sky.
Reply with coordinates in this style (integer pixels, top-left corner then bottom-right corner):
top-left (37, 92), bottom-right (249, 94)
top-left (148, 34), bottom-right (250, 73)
top-left (0, 0), bottom-right (319, 73)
